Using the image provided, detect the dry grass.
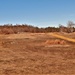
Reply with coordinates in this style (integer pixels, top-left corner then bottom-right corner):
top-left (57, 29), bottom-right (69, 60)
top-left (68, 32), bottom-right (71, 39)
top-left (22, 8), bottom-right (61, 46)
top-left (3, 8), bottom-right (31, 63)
top-left (0, 32), bottom-right (75, 75)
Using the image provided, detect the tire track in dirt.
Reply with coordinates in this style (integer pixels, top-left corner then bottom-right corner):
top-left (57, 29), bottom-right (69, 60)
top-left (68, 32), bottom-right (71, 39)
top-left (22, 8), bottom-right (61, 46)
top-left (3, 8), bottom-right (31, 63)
top-left (50, 33), bottom-right (75, 43)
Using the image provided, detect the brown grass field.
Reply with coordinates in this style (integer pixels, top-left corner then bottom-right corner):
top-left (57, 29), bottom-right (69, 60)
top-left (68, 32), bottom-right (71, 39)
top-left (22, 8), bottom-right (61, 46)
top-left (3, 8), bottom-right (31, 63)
top-left (0, 32), bottom-right (75, 75)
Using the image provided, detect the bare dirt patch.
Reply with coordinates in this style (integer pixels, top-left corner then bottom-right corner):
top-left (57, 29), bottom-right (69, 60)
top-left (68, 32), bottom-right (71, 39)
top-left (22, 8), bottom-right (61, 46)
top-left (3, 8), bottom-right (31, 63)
top-left (44, 39), bottom-right (70, 47)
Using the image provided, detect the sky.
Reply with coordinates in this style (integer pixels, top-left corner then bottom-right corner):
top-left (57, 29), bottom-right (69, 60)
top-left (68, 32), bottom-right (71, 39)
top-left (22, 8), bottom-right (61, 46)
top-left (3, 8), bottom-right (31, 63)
top-left (0, 0), bottom-right (75, 27)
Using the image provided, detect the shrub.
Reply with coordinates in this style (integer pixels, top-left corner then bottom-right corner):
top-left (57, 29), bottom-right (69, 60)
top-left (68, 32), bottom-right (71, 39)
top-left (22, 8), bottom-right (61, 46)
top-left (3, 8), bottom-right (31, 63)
top-left (1, 28), bottom-right (14, 34)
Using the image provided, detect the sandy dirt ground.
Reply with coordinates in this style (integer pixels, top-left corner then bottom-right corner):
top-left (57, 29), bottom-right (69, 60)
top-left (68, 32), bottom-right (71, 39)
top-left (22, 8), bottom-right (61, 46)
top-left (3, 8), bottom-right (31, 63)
top-left (50, 33), bottom-right (75, 43)
top-left (0, 32), bottom-right (75, 75)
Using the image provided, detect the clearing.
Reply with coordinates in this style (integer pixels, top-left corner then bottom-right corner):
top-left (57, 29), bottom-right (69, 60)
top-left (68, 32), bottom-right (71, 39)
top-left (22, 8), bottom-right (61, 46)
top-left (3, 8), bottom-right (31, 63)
top-left (0, 32), bottom-right (75, 75)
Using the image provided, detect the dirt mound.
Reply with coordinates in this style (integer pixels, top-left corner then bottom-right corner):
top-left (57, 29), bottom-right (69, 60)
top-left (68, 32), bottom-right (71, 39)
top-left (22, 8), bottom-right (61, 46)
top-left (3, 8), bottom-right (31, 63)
top-left (45, 39), bottom-right (66, 45)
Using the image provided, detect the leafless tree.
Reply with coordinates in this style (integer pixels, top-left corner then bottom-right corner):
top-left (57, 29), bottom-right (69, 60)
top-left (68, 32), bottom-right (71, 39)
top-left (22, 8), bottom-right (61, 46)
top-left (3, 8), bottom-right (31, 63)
top-left (67, 21), bottom-right (75, 33)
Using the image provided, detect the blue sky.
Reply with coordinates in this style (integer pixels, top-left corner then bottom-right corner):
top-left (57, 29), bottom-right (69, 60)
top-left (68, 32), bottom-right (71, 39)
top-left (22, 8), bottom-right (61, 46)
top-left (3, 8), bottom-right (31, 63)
top-left (0, 0), bottom-right (75, 27)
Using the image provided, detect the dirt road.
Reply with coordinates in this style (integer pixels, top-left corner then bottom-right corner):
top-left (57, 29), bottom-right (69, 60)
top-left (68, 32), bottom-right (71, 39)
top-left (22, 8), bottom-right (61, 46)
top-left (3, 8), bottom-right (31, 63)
top-left (50, 33), bottom-right (75, 43)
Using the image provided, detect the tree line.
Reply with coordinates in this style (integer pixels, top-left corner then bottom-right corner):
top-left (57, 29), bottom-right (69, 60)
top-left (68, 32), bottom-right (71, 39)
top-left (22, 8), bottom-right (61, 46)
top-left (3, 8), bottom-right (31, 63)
top-left (0, 23), bottom-right (74, 34)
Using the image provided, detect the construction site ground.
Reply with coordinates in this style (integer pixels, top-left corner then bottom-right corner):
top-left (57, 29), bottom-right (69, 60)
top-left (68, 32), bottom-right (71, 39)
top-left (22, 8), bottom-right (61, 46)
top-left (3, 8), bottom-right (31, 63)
top-left (0, 32), bottom-right (75, 75)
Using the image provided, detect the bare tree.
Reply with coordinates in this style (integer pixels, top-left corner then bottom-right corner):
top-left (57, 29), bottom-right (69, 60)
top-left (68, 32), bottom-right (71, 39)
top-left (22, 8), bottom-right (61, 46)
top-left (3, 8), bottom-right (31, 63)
top-left (59, 21), bottom-right (75, 33)
top-left (67, 21), bottom-right (75, 33)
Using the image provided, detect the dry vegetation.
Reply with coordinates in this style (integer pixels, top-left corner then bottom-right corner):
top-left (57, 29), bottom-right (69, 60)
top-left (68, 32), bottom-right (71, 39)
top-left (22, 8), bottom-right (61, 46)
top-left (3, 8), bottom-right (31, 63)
top-left (0, 32), bottom-right (75, 75)
top-left (0, 24), bottom-right (75, 75)
top-left (0, 24), bottom-right (60, 34)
